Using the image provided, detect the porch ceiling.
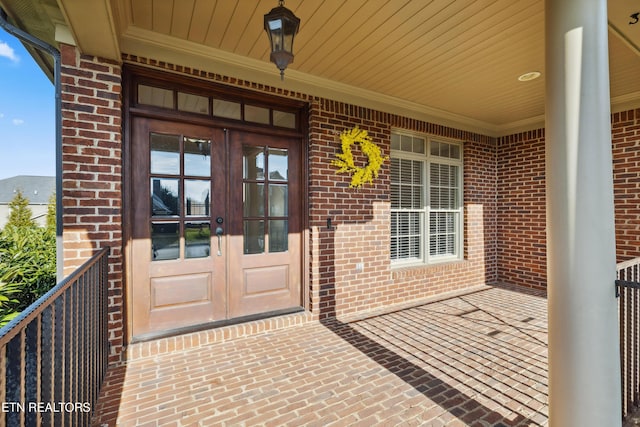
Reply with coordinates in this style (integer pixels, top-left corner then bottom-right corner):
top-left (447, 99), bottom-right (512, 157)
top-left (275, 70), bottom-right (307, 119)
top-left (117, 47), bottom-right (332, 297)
top-left (2, 0), bottom-right (640, 136)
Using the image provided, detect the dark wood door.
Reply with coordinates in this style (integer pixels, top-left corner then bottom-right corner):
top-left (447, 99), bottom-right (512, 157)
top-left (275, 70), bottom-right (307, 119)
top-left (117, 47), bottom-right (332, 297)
top-left (130, 118), bottom-right (302, 338)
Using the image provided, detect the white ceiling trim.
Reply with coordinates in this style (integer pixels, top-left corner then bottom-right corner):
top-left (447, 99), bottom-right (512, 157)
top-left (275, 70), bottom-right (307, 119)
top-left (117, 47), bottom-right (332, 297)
top-left (494, 115), bottom-right (546, 137)
top-left (611, 92), bottom-right (640, 114)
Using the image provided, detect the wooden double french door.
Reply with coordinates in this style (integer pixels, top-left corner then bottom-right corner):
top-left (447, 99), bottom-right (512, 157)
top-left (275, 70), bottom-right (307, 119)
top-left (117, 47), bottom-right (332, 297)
top-left (130, 118), bottom-right (302, 339)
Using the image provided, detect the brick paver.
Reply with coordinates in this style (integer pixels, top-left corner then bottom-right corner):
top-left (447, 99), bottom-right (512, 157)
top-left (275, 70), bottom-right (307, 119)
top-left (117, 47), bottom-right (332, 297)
top-left (91, 286), bottom-right (548, 426)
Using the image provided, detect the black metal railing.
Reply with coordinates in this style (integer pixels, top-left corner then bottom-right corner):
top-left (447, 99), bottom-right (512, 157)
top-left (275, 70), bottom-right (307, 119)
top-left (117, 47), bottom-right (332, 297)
top-left (0, 247), bottom-right (109, 427)
top-left (617, 257), bottom-right (640, 420)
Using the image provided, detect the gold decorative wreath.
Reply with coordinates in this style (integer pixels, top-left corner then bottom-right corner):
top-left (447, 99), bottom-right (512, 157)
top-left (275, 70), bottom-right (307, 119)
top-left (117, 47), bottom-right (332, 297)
top-left (331, 126), bottom-right (388, 188)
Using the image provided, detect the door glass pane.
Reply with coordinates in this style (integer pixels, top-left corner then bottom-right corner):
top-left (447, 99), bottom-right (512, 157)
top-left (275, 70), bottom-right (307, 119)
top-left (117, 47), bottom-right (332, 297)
top-left (185, 180), bottom-right (210, 217)
top-left (269, 220), bottom-right (288, 252)
top-left (151, 178), bottom-right (179, 216)
top-left (269, 184), bottom-right (288, 216)
top-left (243, 146), bottom-right (265, 180)
top-left (245, 105), bottom-right (270, 124)
top-left (150, 133), bottom-right (180, 175)
top-left (244, 220), bottom-right (265, 254)
top-left (185, 222), bottom-right (210, 259)
top-left (178, 92), bottom-right (209, 115)
top-left (184, 137), bottom-right (211, 177)
top-left (138, 85), bottom-right (173, 108)
top-left (213, 99), bottom-right (241, 119)
top-left (268, 148), bottom-right (288, 180)
top-left (151, 222), bottom-right (179, 261)
top-left (273, 110), bottom-right (295, 128)
top-left (243, 183), bottom-right (265, 216)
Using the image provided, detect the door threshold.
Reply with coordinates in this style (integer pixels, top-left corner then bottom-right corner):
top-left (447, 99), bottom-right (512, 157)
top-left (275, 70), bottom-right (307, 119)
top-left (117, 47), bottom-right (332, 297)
top-left (125, 308), bottom-right (311, 361)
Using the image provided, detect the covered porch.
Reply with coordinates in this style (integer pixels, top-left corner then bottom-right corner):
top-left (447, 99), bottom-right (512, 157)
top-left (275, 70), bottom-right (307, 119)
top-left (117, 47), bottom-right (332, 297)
top-left (92, 285), bottom-right (549, 426)
top-left (0, 0), bottom-right (639, 425)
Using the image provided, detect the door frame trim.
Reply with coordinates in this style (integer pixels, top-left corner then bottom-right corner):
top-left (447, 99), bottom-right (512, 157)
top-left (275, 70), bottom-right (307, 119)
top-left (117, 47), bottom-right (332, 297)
top-left (122, 65), bottom-right (310, 344)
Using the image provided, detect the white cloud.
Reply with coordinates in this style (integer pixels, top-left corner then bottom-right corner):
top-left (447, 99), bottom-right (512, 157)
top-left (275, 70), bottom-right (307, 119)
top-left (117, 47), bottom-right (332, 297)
top-left (0, 113), bottom-right (4, 119)
top-left (12, 119), bottom-right (24, 126)
top-left (0, 41), bottom-right (19, 63)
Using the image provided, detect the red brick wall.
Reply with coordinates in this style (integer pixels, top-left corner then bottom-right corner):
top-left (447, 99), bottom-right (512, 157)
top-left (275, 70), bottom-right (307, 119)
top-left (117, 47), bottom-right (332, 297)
top-left (496, 130), bottom-right (547, 290)
top-left (613, 108), bottom-right (640, 262)
top-left (60, 44), bottom-right (124, 362)
top-left (308, 100), bottom-right (394, 320)
top-left (308, 98), bottom-right (498, 320)
top-left (496, 109), bottom-right (640, 289)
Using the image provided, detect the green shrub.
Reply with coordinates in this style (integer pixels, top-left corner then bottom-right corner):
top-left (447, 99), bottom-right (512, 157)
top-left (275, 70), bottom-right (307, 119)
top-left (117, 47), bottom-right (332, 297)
top-left (0, 280), bottom-right (21, 326)
top-left (0, 226), bottom-right (56, 326)
top-left (6, 190), bottom-right (36, 228)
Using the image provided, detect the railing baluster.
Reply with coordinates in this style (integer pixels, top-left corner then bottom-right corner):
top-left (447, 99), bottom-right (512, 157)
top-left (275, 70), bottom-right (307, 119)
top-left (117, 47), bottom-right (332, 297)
top-left (0, 248), bottom-right (110, 427)
top-left (5, 333), bottom-right (23, 426)
top-left (91, 263), bottom-right (97, 421)
top-left (618, 288), bottom-right (627, 415)
top-left (0, 346), bottom-right (5, 426)
top-left (40, 305), bottom-right (53, 427)
top-left (616, 256), bottom-right (640, 421)
top-left (628, 282), bottom-right (632, 414)
top-left (79, 272), bottom-right (87, 426)
top-left (66, 285), bottom-right (73, 427)
top-left (53, 294), bottom-right (64, 426)
top-left (24, 319), bottom-right (39, 427)
top-left (633, 281), bottom-right (637, 413)
top-left (631, 280), bottom-right (640, 408)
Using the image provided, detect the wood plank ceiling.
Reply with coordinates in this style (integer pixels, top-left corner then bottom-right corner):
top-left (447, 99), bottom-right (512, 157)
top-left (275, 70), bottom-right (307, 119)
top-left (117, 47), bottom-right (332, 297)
top-left (123, 0), bottom-right (551, 128)
top-left (3, 0), bottom-right (639, 134)
top-left (117, 0), bottom-right (640, 133)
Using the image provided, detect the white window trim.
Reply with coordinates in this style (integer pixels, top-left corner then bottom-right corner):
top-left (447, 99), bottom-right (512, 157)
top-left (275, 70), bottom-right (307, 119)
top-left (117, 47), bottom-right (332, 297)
top-left (390, 130), bottom-right (464, 267)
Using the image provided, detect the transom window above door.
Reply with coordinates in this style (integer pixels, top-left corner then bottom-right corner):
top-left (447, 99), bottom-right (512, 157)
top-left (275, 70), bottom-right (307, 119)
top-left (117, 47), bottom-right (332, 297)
top-left (390, 131), bottom-right (463, 266)
top-left (137, 84), bottom-right (297, 129)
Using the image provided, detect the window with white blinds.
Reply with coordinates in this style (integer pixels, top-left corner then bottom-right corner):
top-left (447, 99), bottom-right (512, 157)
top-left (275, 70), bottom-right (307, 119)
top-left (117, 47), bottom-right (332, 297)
top-left (390, 132), bottom-right (463, 265)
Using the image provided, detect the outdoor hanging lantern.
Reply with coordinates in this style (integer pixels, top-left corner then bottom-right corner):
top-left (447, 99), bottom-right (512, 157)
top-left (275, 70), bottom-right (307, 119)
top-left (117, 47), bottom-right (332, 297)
top-left (264, 0), bottom-right (300, 80)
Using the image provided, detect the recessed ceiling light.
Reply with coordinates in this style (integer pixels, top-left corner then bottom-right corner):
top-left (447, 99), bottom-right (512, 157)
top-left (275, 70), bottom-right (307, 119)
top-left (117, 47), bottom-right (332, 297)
top-left (518, 71), bottom-right (541, 82)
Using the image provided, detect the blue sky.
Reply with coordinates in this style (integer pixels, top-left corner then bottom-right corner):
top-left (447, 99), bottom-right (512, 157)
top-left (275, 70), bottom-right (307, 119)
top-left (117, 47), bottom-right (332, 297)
top-left (0, 27), bottom-right (55, 180)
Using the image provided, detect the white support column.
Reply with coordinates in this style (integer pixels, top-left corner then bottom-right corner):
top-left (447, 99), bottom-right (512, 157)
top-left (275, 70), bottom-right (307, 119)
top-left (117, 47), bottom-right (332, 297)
top-left (545, 0), bottom-right (621, 426)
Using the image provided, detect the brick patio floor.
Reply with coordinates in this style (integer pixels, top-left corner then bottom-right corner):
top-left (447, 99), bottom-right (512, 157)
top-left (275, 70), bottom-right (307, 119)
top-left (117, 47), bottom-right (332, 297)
top-left (91, 286), bottom-right (548, 426)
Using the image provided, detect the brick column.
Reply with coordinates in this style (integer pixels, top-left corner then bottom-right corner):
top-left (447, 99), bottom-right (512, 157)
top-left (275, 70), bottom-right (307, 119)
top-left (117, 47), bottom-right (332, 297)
top-left (60, 44), bottom-right (124, 362)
